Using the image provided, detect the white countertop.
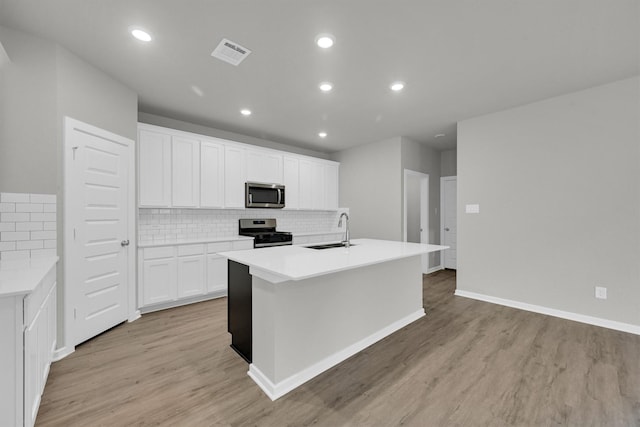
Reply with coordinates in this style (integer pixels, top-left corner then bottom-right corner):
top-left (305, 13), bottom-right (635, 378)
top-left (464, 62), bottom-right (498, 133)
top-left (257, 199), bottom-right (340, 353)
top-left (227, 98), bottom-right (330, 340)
top-left (219, 239), bottom-right (448, 283)
top-left (0, 256), bottom-right (58, 297)
top-left (138, 236), bottom-right (254, 248)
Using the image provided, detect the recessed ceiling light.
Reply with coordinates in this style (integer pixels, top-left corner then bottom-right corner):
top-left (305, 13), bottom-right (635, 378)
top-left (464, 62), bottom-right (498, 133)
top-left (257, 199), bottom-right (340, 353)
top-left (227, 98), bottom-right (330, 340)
top-left (434, 133), bottom-right (446, 138)
top-left (130, 27), bottom-right (152, 42)
top-left (319, 82), bottom-right (333, 92)
top-left (390, 82), bottom-right (405, 92)
top-left (318, 132), bottom-right (327, 138)
top-left (315, 34), bottom-right (335, 49)
top-left (240, 109), bottom-right (252, 116)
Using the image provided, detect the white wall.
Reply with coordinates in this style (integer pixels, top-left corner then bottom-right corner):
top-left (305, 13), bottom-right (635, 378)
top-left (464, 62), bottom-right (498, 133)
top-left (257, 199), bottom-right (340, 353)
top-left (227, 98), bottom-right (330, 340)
top-left (0, 25), bottom-right (57, 193)
top-left (457, 76), bottom-right (640, 326)
top-left (440, 149), bottom-right (457, 177)
top-left (139, 112), bottom-right (330, 160)
top-left (401, 138), bottom-right (442, 267)
top-left (332, 137), bottom-right (402, 240)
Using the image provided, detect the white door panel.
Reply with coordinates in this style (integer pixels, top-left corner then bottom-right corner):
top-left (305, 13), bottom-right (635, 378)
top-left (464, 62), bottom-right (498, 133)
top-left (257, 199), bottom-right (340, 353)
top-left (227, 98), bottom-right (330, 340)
top-left (66, 118), bottom-right (133, 347)
top-left (441, 177), bottom-right (457, 270)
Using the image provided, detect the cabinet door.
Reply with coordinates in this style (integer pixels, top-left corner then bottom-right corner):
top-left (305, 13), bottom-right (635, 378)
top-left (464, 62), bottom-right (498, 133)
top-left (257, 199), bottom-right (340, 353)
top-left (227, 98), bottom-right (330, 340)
top-left (177, 255), bottom-right (206, 298)
top-left (172, 136), bottom-right (200, 207)
top-left (139, 129), bottom-right (171, 207)
top-left (224, 146), bottom-right (246, 208)
top-left (24, 309), bottom-right (40, 427)
top-left (200, 141), bottom-right (225, 208)
top-left (142, 258), bottom-right (177, 306)
top-left (324, 162), bottom-right (339, 211)
top-left (298, 159), bottom-right (313, 210)
top-left (283, 156), bottom-right (299, 209)
top-left (311, 162), bottom-right (325, 210)
top-left (246, 149), bottom-right (283, 184)
top-left (207, 254), bottom-right (228, 293)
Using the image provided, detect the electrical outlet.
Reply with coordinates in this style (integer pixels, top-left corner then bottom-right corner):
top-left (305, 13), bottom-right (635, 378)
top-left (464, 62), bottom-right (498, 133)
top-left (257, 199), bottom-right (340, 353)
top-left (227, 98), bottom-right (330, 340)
top-left (595, 286), bottom-right (607, 300)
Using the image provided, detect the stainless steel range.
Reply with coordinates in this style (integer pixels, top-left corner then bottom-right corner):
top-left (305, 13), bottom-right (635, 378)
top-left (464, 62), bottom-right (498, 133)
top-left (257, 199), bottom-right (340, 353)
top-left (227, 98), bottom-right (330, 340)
top-left (238, 218), bottom-right (292, 248)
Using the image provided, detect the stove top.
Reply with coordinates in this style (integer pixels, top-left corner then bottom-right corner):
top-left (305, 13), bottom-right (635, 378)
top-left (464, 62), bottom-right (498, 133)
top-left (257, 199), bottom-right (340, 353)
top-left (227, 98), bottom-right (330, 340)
top-left (239, 219), bottom-right (293, 248)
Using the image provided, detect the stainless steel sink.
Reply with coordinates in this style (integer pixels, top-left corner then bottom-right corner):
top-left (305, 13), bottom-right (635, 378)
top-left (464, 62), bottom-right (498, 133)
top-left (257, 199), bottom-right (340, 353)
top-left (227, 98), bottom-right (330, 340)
top-left (305, 242), bottom-right (356, 250)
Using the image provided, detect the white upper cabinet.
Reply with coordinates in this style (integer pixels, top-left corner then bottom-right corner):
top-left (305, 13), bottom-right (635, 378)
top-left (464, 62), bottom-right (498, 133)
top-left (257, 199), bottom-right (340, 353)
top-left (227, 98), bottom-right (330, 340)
top-left (200, 140), bottom-right (225, 208)
top-left (139, 129), bottom-right (171, 207)
top-left (324, 162), bottom-right (339, 211)
top-left (283, 156), bottom-right (300, 210)
top-left (246, 148), bottom-right (283, 184)
top-left (171, 136), bottom-right (200, 208)
top-left (224, 145), bottom-right (246, 208)
top-left (137, 123), bottom-right (339, 211)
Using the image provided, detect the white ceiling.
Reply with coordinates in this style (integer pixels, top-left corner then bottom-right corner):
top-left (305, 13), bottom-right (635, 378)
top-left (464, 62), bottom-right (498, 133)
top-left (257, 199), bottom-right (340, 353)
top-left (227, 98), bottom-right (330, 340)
top-left (0, 0), bottom-right (638, 153)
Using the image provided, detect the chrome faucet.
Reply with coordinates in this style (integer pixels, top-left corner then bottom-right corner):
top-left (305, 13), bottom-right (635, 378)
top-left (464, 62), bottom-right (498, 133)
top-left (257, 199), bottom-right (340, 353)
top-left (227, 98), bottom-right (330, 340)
top-left (338, 212), bottom-right (351, 247)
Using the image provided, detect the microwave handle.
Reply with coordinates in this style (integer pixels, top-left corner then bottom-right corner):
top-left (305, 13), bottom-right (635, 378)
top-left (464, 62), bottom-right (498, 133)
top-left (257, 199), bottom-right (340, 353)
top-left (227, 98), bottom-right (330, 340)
top-left (277, 189), bottom-right (281, 205)
top-left (249, 194), bottom-right (253, 204)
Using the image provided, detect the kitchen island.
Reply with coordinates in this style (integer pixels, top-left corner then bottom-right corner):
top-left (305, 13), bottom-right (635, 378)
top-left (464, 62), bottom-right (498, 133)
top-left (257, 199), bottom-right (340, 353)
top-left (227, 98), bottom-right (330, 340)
top-left (219, 239), bottom-right (447, 400)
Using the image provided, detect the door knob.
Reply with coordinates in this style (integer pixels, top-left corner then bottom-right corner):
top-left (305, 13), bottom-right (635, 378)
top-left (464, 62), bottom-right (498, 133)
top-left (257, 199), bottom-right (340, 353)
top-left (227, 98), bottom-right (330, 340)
top-left (444, 228), bottom-right (450, 231)
top-left (121, 240), bottom-right (130, 247)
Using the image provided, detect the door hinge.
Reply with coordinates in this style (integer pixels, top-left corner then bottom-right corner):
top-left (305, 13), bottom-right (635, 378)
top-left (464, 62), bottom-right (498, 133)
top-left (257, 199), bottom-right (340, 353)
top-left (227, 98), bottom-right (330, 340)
top-left (73, 228), bottom-right (76, 240)
top-left (72, 146), bottom-right (79, 160)
top-left (74, 308), bottom-right (77, 320)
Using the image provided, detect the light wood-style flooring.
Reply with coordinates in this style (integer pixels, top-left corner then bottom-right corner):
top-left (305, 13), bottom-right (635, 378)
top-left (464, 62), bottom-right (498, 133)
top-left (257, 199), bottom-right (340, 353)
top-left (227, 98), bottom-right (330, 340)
top-left (37, 270), bottom-right (640, 426)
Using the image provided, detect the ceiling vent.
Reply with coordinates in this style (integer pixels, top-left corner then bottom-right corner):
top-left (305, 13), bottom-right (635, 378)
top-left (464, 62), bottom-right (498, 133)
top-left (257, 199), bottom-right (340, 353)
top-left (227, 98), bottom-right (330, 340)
top-left (211, 38), bottom-right (251, 66)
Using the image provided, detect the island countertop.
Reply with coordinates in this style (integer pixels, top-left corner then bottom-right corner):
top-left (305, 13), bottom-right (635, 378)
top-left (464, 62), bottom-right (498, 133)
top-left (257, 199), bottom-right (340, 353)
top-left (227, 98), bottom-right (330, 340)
top-left (219, 238), bottom-right (448, 283)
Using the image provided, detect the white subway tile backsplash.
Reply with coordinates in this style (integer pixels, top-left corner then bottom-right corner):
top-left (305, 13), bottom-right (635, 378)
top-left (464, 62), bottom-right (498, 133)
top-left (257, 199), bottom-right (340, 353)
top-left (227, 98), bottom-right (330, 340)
top-left (15, 203), bottom-right (43, 213)
top-left (1, 193), bottom-right (29, 203)
top-left (0, 192), bottom-right (56, 260)
top-left (138, 207), bottom-right (348, 243)
top-left (31, 230), bottom-right (56, 240)
top-left (0, 203), bottom-right (15, 213)
top-left (1, 212), bottom-right (29, 222)
top-left (30, 212), bottom-right (56, 222)
top-left (16, 222), bottom-right (43, 232)
top-left (17, 240), bottom-right (44, 250)
top-left (2, 231), bottom-right (30, 241)
top-left (29, 194), bottom-right (56, 204)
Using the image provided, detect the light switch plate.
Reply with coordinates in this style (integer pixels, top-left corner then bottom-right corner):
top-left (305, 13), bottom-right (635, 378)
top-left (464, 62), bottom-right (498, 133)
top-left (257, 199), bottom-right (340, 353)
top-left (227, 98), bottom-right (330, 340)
top-left (595, 286), bottom-right (607, 300)
top-left (465, 204), bottom-right (480, 214)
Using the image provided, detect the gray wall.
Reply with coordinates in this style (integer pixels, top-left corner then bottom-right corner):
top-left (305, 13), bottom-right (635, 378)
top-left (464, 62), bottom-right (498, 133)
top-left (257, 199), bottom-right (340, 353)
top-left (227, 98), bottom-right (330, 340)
top-left (139, 112), bottom-right (329, 160)
top-left (401, 138), bottom-right (442, 267)
top-left (440, 149), bottom-right (457, 177)
top-left (331, 137), bottom-right (402, 240)
top-left (0, 25), bottom-right (57, 193)
top-left (405, 174), bottom-right (421, 243)
top-left (457, 76), bottom-right (640, 326)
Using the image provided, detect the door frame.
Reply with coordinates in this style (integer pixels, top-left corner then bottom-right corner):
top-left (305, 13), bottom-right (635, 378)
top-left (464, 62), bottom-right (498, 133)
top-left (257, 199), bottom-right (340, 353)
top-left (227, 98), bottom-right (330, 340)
top-left (63, 117), bottom-right (138, 355)
top-left (440, 176), bottom-right (457, 269)
top-left (403, 169), bottom-right (429, 273)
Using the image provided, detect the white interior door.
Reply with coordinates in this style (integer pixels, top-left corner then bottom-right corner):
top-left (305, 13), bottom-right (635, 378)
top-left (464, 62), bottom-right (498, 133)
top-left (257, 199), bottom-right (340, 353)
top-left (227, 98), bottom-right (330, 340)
top-left (441, 176), bottom-right (457, 269)
top-left (65, 118), bottom-right (134, 347)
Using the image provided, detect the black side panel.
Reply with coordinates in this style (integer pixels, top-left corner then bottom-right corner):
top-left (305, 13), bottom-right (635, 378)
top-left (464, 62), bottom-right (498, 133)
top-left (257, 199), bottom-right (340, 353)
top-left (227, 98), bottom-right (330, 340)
top-left (228, 260), bottom-right (252, 362)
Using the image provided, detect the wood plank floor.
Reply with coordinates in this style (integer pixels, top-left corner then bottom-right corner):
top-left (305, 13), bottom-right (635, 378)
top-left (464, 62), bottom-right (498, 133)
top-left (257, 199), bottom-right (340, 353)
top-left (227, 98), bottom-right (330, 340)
top-left (37, 270), bottom-right (640, 426)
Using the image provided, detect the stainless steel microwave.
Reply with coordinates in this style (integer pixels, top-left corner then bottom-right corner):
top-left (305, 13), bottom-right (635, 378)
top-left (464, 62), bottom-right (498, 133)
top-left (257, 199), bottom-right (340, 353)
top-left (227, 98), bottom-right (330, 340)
top-left (245, 182), bottom-right (285, 208)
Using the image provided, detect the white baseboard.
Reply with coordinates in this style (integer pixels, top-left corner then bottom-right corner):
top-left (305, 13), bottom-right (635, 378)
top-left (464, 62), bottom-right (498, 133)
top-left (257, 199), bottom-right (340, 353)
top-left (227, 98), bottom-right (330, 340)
top-left (128, 310), bottom-right (141, 323)
top-left (52, 345), bottom-right (75, 362)
top-left (248, 308), bottom-right (426, 400)
top-left (426, 265), bottom-right (443, 274)
top-left (455, 289), bottom-right (640, 336)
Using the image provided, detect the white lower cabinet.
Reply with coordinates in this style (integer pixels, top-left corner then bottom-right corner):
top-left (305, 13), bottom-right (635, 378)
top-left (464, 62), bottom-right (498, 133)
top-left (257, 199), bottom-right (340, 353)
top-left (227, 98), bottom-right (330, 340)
top-left (207, 254), bottom-right (228, 293)
top-left (177, 255), bottom-right (206, 298)
top-left (138, 240), bottom-right (253, 312)
top-left (1, 261), bottom-right (56, 427)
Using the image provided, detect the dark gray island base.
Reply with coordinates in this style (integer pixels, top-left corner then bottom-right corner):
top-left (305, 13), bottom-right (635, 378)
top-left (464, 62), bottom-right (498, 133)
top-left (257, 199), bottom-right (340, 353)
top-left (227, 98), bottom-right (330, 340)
top-left (227, 260), bottom-right (252, 362)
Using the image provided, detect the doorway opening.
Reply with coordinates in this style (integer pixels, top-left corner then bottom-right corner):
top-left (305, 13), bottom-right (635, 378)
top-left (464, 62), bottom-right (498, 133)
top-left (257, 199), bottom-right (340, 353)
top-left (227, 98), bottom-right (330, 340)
top-left (403, 170), bottom-right (430, 273)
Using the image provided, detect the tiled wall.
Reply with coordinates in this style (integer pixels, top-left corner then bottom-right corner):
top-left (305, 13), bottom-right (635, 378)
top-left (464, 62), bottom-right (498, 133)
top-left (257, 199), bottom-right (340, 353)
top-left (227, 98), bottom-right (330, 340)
top-left (0, 193), bottom-right (57, 260)
top-left (139, 208), bottom-right (348, 244)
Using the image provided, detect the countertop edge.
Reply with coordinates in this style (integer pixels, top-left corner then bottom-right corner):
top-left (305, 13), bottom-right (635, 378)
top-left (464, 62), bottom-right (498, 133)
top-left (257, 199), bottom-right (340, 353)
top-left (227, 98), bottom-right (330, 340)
top-left (0, 256), bottom-right (59, 297)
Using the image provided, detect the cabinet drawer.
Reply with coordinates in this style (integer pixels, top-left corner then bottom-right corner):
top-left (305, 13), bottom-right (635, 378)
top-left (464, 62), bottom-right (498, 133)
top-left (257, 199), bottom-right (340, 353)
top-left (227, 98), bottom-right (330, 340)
top-left (232, 240), bottom-right (254, 251)
top-left (24, 265), bottom-right (56, 327)
top-left (143, 246), bottom-right (175, 260)
top-left (207, 241), bottom-right (232, 253)
top-left (177, 244), bottom-right (205, 257)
